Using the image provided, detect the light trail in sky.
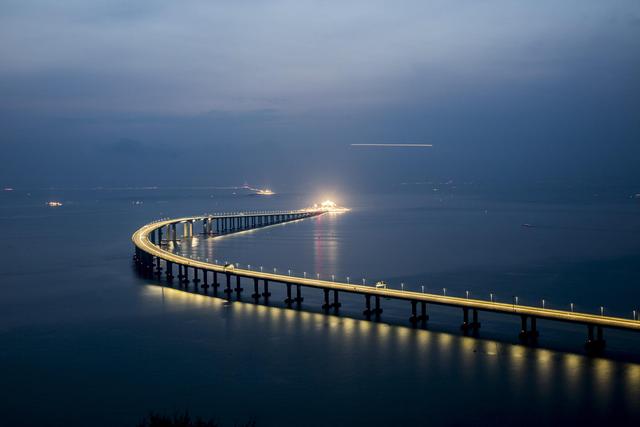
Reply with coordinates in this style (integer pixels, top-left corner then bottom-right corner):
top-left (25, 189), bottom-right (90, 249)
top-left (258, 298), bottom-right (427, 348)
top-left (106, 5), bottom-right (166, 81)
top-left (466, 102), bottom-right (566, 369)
top-left (350, 143), bottom-right (433, 147)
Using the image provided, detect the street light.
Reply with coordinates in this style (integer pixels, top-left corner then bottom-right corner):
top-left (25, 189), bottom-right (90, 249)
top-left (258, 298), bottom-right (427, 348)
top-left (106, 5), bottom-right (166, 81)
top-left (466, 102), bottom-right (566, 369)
top-left (260, 266), bottom-right (263, 272)
top-left (421, 285), bottom-right (425, 293)
top-left (465, 290), bottom-right (469, 299)
top-left (362, 278), bottom-right (366, 285)
top-left (273, 267), bottom-right (277, 273)
top-left (443, 288), bottom-right (446, 296)
top-left (332, 274), bottom-right (335, 281)
top-left (514, 296), bottom-right (519, 306)
top-left (347, 277), bottom-right (350, 283)
top-left (600, 306), bottom-right (604, 316)
top-left (303, 272), bottom-right (307, 278)
top-left (288, 269), bottom-right (291, 276)
top-left (401, 283), bottom-right (404, 291)
top-left (570, 303), bottom-right (574, 312)
top-left (490, 293), bottom-right (494, 303)
top-left (542, 299), bottom-right (546, 309)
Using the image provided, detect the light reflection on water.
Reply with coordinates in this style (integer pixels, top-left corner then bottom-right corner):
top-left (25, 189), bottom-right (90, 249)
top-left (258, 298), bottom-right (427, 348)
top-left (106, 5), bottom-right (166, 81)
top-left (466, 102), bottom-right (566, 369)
top-left (140, 282), bottom-right (638, 425)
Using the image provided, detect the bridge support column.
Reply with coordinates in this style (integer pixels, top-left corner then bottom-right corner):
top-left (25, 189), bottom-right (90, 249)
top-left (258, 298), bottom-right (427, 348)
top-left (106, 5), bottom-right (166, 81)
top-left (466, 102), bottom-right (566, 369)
top-left (332, 290), bottom-right (341, 311)
top-left (166, 261), bottom-right (174, 281)
top-left (418, 302), bottom-right (429, 325)
top-left (252, 278), bottom-right (260, 300)
top-left (518, 315), bottom-right (540, 342)
top-left (224, 273), bottom-right (232, 294)
top-left (262, 280), bottom-right (271, 299)
top-left (212, 271), bottom-right (219, 292)
top-left (294, 284), bottom-right (303, 305)
top-left (363, 295), bottom-right (372, 317)
top-left (193, 268), bottom-right (200, 284)
top-left (155, 257), bottom-right (162, 277)
top-left (285, 283), bottom-right (293, 306)
top-left (461, 308), bottom-right (481, 333)
top-left (177, 264), bottom-right (184, 281)
top-left (322, 289), bottom-right (331, 310)
top-left (182, 266), bottom-right (190, 285)
top-left (201, 269), bottom-right (209, 290)
top-left (235, 275), bottom-right (243, 294)
top-left (374, 296), bottom-right (382, 317)
top-left (409, 301), bottom-right (419, 325)
top-left (585, 325), bottom-right (606, 353)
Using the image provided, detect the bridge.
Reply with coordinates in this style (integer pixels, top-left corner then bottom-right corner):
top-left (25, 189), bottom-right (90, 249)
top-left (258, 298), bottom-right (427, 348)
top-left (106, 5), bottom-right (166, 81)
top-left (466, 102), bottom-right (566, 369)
top-left (132, 209), bottom-right (640, 354)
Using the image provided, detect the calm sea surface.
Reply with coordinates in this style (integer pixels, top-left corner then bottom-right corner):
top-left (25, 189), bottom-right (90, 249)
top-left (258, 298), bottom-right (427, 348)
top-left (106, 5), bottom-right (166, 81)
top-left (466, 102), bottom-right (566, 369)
top-left (1, 186), bottom-right (639, 426)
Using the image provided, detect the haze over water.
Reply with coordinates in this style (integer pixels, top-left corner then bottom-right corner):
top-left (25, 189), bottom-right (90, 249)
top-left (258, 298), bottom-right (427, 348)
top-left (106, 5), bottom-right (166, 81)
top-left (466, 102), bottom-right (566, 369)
top-left (1, 185), bottom-right (639, 426)
top-left (2, 1), bottom-right (640, 426)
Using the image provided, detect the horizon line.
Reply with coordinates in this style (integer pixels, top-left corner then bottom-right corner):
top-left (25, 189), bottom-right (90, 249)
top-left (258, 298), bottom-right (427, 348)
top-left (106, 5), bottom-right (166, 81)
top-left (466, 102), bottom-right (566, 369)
top-left (350, 143), bottom-right (433, 147)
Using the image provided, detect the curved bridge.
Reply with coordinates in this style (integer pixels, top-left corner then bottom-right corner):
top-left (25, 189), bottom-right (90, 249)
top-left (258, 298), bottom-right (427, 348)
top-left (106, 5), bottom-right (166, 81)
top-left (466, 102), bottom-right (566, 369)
top-left (132, 209), bottom-right (640, 354)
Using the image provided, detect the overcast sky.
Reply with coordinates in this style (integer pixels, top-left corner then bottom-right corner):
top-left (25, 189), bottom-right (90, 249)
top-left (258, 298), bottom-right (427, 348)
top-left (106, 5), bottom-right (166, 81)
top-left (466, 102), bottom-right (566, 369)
top-left (1, 1), bottom-right (639, 190)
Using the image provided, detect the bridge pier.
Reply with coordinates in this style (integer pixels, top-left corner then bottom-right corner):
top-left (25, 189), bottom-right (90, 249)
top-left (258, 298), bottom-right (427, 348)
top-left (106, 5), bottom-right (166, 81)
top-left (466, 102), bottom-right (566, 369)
top-left (409, 300), bottom-right (418, 325)
top-left (252, 278), bottom-right (260, 300)
top-left (332, 290), bottom-right (341, 311)
top-left (461, 308), bottom-right (481, 333)
top-left (518, 315), bottom-right (540, 342)
top-left (155, 256), bottom-right (162, 277)
top-left (224, 273), bottom-right (232, 294)
top-left (262, 280), bottom-right (271, 299)
top-left (212, 271), bottom-right (219, 292)
top-left (177, 264), bottom-right (184, 282)
top-left (373, 296), bottom-right (382, 317)
top-left (235, 275), bottom-right (243, 294)
top-left (285, 283), bottom-right (293, 306)
top-left (193, 268), bottom-right (200, 284)
top-left (201, 269), bottom-right (209, 290)
top-left (182, 266), bottom-right (190, 285)
top-left (165, 261), bottom-right (174, 281)
top-left (409, 301), bottom-right (429, 325)
top-left (322, 289), bottom-right (331, 310)
top-left (585, 324), bottom-right (606, 353)
top-left (294, 284), bottom-right (303, 305)
top-left (363, 295), bottom-right (372, 317)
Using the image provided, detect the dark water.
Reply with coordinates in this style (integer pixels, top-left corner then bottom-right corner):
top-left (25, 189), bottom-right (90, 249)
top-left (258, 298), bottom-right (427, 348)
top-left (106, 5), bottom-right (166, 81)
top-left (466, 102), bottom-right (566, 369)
top-left (1, 186), bottom-right (640, 426)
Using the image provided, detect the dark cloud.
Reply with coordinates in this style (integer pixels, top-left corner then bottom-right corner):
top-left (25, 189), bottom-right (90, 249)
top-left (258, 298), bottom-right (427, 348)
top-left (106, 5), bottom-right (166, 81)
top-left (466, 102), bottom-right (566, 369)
top-left (0, 1), bottom-right (639, 189)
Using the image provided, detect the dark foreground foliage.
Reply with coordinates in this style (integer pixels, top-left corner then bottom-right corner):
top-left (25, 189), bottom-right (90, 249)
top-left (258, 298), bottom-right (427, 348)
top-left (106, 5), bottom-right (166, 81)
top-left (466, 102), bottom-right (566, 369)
top-left (137, 411), bottom-right (256, 427)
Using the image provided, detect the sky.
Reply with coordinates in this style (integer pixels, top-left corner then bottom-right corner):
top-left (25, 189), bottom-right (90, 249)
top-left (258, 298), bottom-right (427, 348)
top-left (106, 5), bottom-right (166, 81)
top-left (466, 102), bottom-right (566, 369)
top-left (1, 1), bottom-right (639, 191)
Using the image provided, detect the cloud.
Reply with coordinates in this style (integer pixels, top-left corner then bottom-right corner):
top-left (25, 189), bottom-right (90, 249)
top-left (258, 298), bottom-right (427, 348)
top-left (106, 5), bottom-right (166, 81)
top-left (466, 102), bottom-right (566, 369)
top-left (1, 1), bottom-right (638, 114)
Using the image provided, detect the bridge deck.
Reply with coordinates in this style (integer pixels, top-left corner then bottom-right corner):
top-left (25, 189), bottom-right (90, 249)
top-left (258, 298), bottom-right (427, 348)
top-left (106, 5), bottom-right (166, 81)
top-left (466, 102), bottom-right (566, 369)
top-left (132, 215), bottom-right (640, 333)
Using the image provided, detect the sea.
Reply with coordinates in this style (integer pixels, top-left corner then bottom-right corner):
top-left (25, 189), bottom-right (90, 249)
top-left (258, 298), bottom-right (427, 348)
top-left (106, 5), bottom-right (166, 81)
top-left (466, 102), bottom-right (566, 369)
top-left (1, 184), bottom-right (639, 426)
